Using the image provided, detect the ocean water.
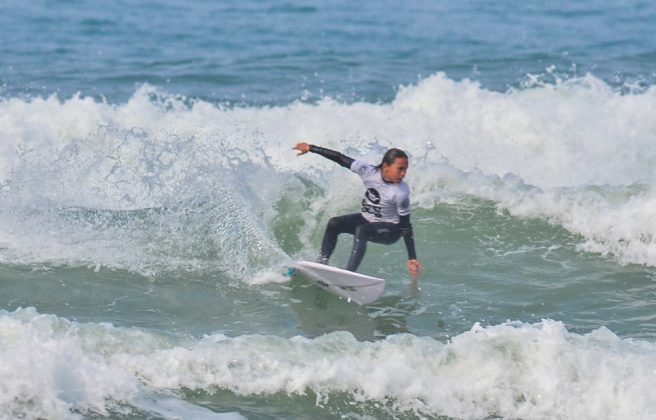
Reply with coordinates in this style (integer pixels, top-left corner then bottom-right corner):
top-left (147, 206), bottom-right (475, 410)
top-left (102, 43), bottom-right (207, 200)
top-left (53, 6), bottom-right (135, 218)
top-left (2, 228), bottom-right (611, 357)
top-left (2, 0), bottom-right (656, 419)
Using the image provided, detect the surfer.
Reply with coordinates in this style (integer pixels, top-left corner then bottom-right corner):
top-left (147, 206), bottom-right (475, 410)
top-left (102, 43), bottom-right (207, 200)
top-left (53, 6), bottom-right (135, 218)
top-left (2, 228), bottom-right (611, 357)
top-left (293, 142), bottom-right (424, 280)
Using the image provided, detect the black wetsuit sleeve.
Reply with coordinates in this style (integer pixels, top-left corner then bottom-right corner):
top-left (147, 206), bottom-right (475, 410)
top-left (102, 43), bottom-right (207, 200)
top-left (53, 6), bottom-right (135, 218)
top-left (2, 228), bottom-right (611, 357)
top-left (309, 145), bottom-right (355, 169)
top-left (399, 214), bottom-right (417, 260)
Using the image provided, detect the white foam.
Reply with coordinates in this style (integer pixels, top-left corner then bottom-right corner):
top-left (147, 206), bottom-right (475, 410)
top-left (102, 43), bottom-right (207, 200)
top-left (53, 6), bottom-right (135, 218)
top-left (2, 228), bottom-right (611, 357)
top-left (0, 308), bottom-right (140, 419)
top-left (1, 74), bottom-right (656, 269)
top-left (2, 308), bottom-right (655, 419)
top-left (498, 184), bottom-right (656, 266)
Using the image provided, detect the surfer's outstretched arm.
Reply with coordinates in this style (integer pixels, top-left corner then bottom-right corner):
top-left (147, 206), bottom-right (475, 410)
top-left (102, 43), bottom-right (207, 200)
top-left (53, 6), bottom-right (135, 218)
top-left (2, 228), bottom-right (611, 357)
top-left (400, 214), bottom-right (424, 280)
top-left (293, 142), bottom-right (355, 169)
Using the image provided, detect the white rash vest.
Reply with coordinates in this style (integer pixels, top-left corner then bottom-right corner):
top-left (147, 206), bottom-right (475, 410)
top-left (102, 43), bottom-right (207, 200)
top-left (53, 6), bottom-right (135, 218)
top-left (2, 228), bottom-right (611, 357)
top-left (350, 160), bottom-right (411, 224)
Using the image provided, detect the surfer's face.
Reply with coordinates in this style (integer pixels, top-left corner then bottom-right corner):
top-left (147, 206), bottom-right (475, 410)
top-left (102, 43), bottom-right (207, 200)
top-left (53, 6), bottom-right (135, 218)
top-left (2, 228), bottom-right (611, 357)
top-left (382, 157), bottom-right (408, 183)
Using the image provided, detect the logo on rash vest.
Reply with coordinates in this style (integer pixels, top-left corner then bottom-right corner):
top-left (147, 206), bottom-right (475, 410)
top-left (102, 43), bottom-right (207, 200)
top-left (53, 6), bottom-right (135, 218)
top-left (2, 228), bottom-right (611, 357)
top-left (362, 188), bottom-right (382, 218)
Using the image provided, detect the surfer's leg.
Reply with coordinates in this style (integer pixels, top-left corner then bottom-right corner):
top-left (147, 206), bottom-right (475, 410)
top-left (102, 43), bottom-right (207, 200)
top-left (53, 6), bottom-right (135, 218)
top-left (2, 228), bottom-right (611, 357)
top-left (346, 223), bottom-right (401, 272)
top-left (346, 223), bottom-right (373, 271)
top-left (319, 213), bottom-right (365, 264)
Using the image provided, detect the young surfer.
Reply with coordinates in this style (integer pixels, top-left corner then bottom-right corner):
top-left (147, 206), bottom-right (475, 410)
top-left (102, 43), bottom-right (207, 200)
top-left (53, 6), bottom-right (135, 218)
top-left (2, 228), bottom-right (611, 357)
top-left (293, 142), bottom-right (424, 280)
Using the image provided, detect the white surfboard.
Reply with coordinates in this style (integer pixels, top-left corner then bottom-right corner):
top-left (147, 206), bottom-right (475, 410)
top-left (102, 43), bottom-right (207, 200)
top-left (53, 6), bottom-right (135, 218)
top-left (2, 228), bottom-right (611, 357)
top-left (289, 261), bottom-right (385, 305)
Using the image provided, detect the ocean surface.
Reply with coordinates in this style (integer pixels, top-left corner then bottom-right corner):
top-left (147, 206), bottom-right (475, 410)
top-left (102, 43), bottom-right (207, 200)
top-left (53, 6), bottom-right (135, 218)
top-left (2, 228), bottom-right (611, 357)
top-left (2, 0), bottom-right (656, 419)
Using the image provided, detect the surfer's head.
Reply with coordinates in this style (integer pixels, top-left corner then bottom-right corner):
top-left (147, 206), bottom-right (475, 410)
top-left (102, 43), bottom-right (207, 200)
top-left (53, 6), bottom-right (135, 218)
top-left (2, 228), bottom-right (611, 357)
top-left (379, 148), bottom-right (408, 183)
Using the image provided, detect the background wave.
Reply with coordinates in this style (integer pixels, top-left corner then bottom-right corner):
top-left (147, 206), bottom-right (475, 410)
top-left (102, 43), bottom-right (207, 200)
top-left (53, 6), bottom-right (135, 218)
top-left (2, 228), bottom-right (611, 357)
top-left (1, 74), bottom-right (656, 273)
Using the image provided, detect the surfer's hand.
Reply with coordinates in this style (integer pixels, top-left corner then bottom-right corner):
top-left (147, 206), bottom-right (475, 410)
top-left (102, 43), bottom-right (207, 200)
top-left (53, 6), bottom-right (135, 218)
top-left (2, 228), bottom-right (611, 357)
top-left (407, 259), bottom-right (423, 280)
top-left (293, 142), bottom-right (311, 155)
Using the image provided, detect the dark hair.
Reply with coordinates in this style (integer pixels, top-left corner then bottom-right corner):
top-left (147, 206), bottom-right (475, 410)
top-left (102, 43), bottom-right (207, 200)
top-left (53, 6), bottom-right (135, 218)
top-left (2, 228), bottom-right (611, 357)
top-left (376, 148), bottom-right (408, 169)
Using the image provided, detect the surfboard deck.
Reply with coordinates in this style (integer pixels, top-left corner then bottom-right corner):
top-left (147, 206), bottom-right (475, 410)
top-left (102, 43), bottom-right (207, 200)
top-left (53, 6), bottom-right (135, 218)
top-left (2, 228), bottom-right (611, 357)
top-left (288, 260), bottom-right (385, 305)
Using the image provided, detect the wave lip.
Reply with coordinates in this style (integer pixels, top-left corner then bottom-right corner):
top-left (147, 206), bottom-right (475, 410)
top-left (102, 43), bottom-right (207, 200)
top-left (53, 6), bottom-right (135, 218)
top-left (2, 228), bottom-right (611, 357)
top-left (1, 308), bottom-right (655, 419)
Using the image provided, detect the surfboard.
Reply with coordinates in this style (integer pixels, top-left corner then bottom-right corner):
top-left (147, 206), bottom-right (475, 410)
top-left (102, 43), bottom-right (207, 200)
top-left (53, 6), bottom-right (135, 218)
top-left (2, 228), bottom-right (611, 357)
top-left (288, 261), bottom-right (385, 305)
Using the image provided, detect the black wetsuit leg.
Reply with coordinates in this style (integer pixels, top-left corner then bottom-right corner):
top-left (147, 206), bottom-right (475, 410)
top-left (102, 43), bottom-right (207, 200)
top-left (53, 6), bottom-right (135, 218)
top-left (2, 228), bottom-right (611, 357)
top-left (346, 222), bottom-right (402, 272)
top-left (319, 213), bottom-right (365, 263)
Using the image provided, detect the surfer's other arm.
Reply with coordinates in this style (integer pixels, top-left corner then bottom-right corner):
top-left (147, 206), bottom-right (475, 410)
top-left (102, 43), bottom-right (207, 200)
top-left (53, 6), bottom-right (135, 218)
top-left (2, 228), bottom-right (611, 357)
top-left (400, 214), bottom-right (423, 280)
top-left (293, 142), bottom-right (355, 168)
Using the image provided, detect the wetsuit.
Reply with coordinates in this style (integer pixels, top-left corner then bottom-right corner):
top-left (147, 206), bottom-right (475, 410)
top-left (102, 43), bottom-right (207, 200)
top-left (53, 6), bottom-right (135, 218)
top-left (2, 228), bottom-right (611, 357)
top-left (309, 145), bottom-right (417, 272)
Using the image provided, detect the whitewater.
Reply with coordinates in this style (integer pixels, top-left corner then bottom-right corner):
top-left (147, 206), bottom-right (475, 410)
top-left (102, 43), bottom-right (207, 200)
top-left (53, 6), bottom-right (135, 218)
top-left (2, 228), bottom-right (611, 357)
top-left (3, 75), bottom-right (656, 270)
